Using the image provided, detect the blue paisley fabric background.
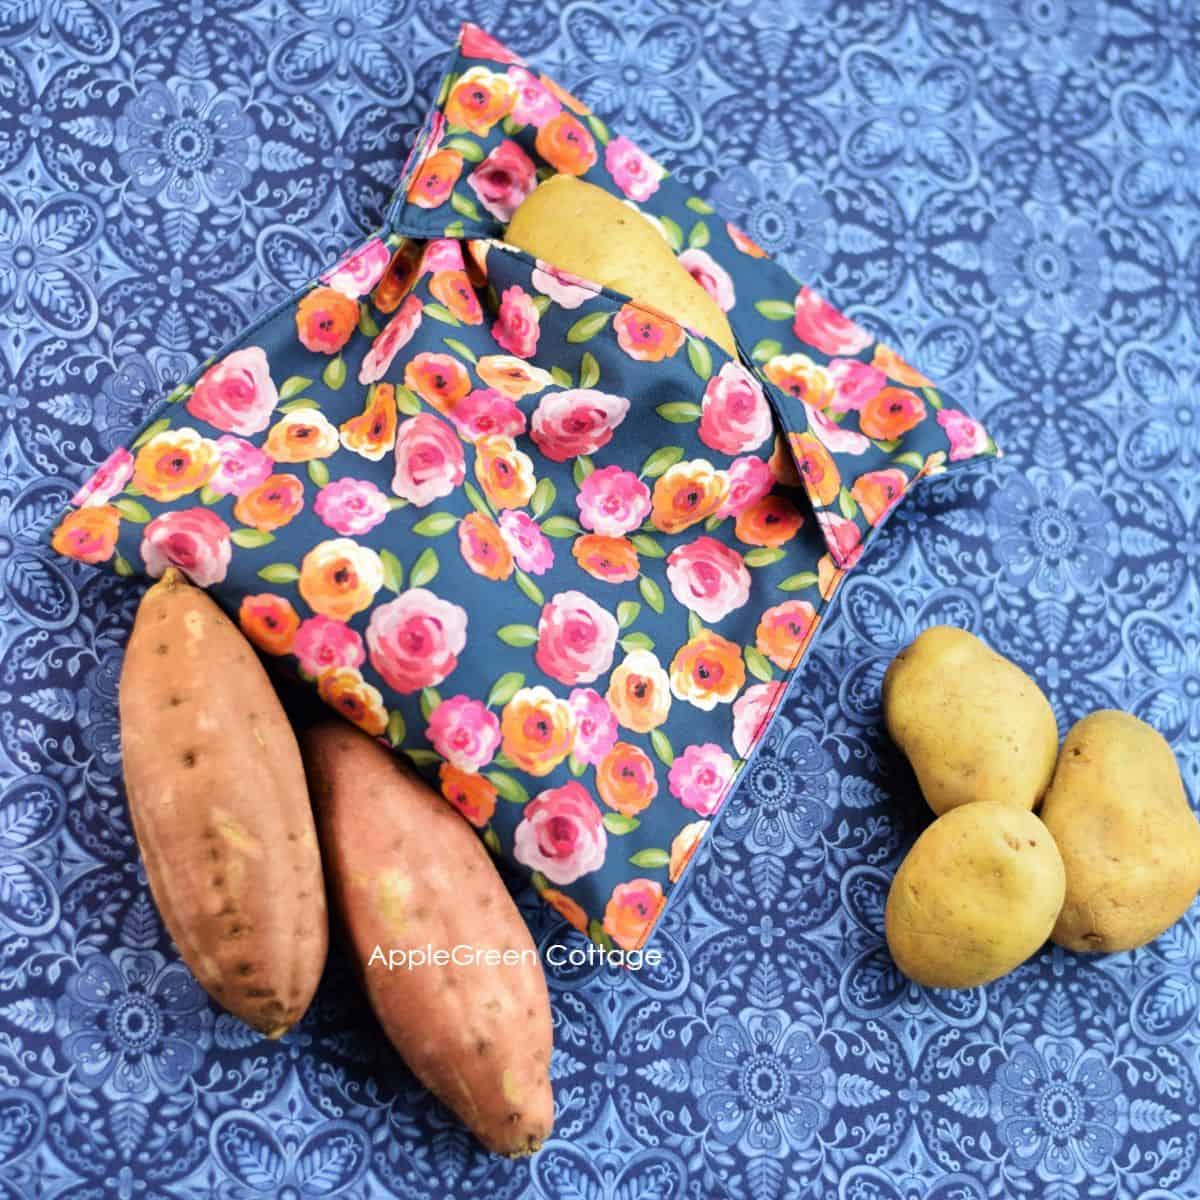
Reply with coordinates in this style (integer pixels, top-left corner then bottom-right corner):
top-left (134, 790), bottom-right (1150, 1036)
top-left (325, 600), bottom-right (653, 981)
top-left (0, 1), bottom-right (1198, 1198)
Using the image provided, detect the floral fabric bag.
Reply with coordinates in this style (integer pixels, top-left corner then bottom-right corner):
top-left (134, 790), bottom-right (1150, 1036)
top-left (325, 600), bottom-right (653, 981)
top-left (49, 23), bottom-right (997, 952)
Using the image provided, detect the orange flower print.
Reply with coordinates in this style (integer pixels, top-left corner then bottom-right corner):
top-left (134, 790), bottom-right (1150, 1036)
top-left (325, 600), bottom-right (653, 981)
top-left (445, 66), bottom-right (517, 136)
top-left (535, 112), bottom-right (597, 176)
top-left (851, 467), bottom-right (909, 526)
top-left (540, 888), bottom-right (588, 933)
top-left (233, 473), bottom-right (305, 532)
top-left (669, 820), bottom-right (710, 883)
top-left (404, 351), bottom-right (472, 416)
top-left (264, 410), bottom-right (340, 462)
top-left (756, 600), bottom-right (819, 670)
top-left (438, 763), bottom-right (498, 827)
top-left (872, 342), bottom-right (933, 388)
top-left (596, 742), bottom-right (658, 816)
top-left (764, 353), bottom-right (836, 409)
top-left (650, 460), bottom-right (729, 534)
top-left (669, 631), bottom-right (745, 709)
top-left (769, 433), bottom-right (802, 487)
top-left (317, 666), bottom-right (388, 737)
top-left (734, 494), bottom-right (804, 547)
top-left (606, 649), bottom-right (671, 732)
top-left (407, 147), bottom-right (463, 209)
top-left (51, 505), bottom-right (120, 565)
top-left (458, 512), bottom-right (514, 580)
top-left (299, 537), bottom-right (385, 621)
top-left (340, 383), bottom-right (397, 461)
top-left (295, 287), bottom-right (358, 355)
top-left (373, 240), bottom-right (423, 313)
top-left (788, 432), bottom-right (841, 506)
top-left (429, 269), bottom-right (483, 325)
top-left (860, 386), bottom-right (927, 440)
top-left (474, 435), bottom-right (536, 509)
top-left (572, 534), bottom-right (640, 584)
top-left (238, 593), bottom-right (300, 655)
top-left (726, 222), bottom-right (768, 258)
top-left (539, 73), bottom-right (591, 115)
top-left (500, 685), bottom-right (575, 776)
top-left (613, 304), bottom-right (685, 363)
top-left (132, 428), bottom-right (219, 502)
top-left (818, 553), bottom-right (844, 600)
top-left (603, 879), bottom-right (664, 950)
top-left (475, 354), bottom-right (554, 398)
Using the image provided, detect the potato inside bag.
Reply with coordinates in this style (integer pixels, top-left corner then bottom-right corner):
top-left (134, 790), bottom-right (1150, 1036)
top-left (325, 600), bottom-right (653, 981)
top-left (49, 21), bottom-right (998, 952)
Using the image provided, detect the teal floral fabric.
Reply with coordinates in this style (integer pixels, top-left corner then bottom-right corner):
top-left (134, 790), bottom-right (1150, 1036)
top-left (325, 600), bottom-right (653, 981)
top-left (48, 22), bottom-right (996, 950)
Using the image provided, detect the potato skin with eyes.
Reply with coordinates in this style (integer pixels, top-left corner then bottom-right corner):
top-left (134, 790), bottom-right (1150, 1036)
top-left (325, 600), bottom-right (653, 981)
top-left (883, 626), bottom-right (1059, 816)
top-left (885, 801), bottom-right (1066, 989)
top-left (1042, 710), bottom-right (1200, 954)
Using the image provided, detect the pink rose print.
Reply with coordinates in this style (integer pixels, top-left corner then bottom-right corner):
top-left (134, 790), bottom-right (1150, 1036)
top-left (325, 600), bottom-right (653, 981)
top-left (576, 465), bottom-right (651, 537)
top-left (366, 588), bottom-right (468, 694)
top-left (828, 358), bottom-right (887, 413)
top-left (313, 477), bottom-right (390, 536)
top-left (186, 345), bottom-right (278, 436)
top-left (499, 509), bottom-right (554, 575)
top-left (604, 135), bottom-right (664, 201)
top-left (506, 66), bottom-right (561, 126)
top-left (448, 388), bottom-right (527, 443)
top-left (807, 405), bottom-right (870, 455)
top-left (666, 537), bottom-right (752, 623)
top-left (512, 780), bottom-right (607, 885)
top-left (427, 695), bottom-right (502, 772)
top-left (461, 23), bottom-right (525, 64)
top-left (467, 139), bottom-right (537, 221)
top-left (938, 408), bottom-right (992, 460)
top-left (568, 687), bottom-right (619, 765)
top-left (731, 680), bottom-right (787, 758)
top-left (72, 446), bottom-right (133, 507)
top-left (793, 287), bottom-right (873, 356)
top-left (293, 615), bottom-right (365, 677)
top-left (140, 508), bottom-right (232, 587)
top-left (678, 248), bottom-right (735, 312)
top-left (208, 436), bottom-right (274, 498)
top-left (359, 294), bottom-right (423, 385)
top-left (668, 742), bottom-right (735, 817)
top-left (698, 361), bottom-right (773, 455)
top-left (535, 590), bottom-right (619, 685)
top-left (817, 510), bottom-right (864, 568)
top-left (421, 238), bottom-right (465, 274)
top-left (492, 285), bottom-right (540, 358)
top-left (531, 262), bottom-right (595, 309)
top-left (320, 236), bottom-right (392, 298)
top-left (717, 455), bottom-right (775, 518)
top-left (391, 412), bottom-right (465, 507)
top-left (530, 388), bottom-right (631, 461)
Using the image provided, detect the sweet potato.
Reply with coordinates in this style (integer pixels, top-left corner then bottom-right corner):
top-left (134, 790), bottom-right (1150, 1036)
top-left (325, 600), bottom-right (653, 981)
top-left (119, 568), bottom-right (327, 1036)
top-left (301, 721), bottom-right (553, 1157)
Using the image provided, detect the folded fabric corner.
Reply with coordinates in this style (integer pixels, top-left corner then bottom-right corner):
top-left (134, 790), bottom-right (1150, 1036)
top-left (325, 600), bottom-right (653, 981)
top-left (384, 22), bottom-right (999, 571)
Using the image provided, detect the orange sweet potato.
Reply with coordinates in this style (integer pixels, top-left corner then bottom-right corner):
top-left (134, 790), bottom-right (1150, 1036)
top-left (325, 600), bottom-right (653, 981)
top-left (301, 721), bottom-right (554, 1156)
top-left (119, 568), bottom-right (327, 1036)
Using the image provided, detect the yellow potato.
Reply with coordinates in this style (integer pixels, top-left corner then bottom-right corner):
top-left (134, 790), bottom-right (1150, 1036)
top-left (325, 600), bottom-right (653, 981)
top-left (1042, 710), bottom-right (1200, 954)
top-left (883, 626), bottom-right (1058, 815)
top-left (504, 175), bottom-right (737, 356)
top-left (886, 801), bottom-right (1065, 989)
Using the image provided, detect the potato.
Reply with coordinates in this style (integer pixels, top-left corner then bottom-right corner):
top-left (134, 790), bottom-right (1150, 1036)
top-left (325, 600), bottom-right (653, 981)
top-left (1042, 710), bottom-right (1200, 954)
top-left (886, 801), bottom-right (1065, 988)
top-left (119, 569), bottom-right (327, 1037)
top-left (302, 722), bottom-right (553, 1157)
top-left (505, 175), bottom-right (737, 356)
top-left (883, 626), bottom-right (1059, 815)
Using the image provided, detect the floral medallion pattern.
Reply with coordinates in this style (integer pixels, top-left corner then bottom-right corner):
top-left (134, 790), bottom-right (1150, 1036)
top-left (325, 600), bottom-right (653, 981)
top-left (1, 3), bottom-right (1197, 1198)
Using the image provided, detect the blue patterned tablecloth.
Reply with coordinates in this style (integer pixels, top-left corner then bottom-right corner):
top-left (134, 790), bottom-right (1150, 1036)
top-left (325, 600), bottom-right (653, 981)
top-left (2, 3), bottom-right (1198, 1197)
